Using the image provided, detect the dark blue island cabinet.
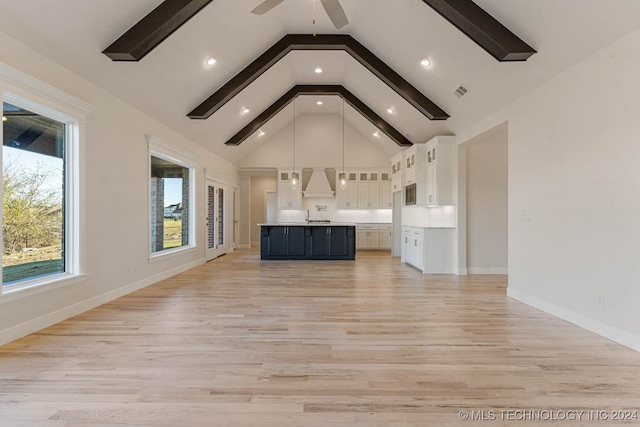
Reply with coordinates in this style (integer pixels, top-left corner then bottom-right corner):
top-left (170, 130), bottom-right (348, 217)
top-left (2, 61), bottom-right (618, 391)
top-left (260, 225), bottom-right (355, 260)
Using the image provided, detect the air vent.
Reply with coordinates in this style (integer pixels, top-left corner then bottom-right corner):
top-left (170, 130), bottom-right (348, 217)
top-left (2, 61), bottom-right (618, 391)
top-left (454, 85), bottom-right (469, 99)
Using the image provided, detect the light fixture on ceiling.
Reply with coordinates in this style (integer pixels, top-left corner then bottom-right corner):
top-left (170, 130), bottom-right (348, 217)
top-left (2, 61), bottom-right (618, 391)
top-left (339, 99), bottom-right (347, 191)
top-left (258, 130), bottom-right (266, 137)
top-left (206, 57), bottom-right (217, 66)
top-left (373, 131), bottom-right (380, 138)
top-left (314, 67), bottom-right (323, 74)
top-left (387, 107), bottom-right (394, 114)
top-left (316, 101), bottom-right (323, 105)
top-left (241, 107), bottom-right (250, 115)
top-left (291, 98), bottom-right (299, 190)
top-left (420, 58), bottom-right (431, 68)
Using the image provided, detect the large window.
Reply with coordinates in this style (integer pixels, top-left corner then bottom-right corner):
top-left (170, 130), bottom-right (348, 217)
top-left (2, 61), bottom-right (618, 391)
top-left (2, 102), bottom-right (65, 285)
top-left (149, 141), bottom-right (195, 256)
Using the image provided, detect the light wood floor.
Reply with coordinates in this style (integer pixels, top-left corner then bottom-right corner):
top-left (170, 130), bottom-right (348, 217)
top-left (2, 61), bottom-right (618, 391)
top-left (1, 250), bottom-right (640, 427)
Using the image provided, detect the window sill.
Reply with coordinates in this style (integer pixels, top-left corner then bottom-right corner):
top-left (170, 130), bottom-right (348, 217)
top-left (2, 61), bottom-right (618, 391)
top-left (149, 245), bottom-right (197, 263)
top-left (0, 273), bottom-right (88, 304)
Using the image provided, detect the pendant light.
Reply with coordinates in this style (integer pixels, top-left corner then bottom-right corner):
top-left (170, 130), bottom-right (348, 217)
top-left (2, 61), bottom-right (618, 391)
top-left (291, 97), bottom-right (299, 190)
top-left (338, 99), bottom-right (347, 190)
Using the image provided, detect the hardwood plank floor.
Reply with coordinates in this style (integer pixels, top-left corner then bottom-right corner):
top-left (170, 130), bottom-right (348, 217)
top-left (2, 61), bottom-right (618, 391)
top-left (1, 249), bottom-right (639, 426)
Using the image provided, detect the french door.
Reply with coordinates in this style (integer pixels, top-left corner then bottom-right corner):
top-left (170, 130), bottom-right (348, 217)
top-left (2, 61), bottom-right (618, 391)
top-left (206, 179), bottom-right (226, 261)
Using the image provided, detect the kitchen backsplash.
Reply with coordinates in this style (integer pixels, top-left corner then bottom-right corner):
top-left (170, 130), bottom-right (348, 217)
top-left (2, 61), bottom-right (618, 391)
top-left (277, 198), bottom-right (392, 224)
top-left (402, 205), bottom-right (456, 228)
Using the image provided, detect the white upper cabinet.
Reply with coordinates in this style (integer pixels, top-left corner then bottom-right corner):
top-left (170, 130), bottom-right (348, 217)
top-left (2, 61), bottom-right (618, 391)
top-left (277, 170), bottom-right (302, 209)
top-left (392, 136), bottom-right (456, 207)
top-left (337, 169), bottom-right (391, 210)
top-left (424, 136), bottom-right (456, 206)
top-left (390, 152), bottom-right (403, 193)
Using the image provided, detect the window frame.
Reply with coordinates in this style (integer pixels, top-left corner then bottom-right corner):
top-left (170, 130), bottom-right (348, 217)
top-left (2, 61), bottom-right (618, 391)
top-left (148, 135), bottom-right (197, 261)
top-left (0, 63), bottom-right (90, 297)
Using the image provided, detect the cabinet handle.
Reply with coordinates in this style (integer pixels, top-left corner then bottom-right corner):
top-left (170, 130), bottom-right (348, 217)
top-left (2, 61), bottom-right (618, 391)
top-left (414, 240), bottom-right (418, 247)
top-left (405, 237), bottom-right (408, 243)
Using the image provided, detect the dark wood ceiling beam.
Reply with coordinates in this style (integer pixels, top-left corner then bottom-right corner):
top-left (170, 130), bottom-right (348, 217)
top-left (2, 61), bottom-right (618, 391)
top-left (103, 0), bottom-right (215, 61)
top-left (189, 34), bottom-right (448, 121)
top-left (421, 0), bottom-right (536, 61)
top-left (225, 85), bottom-right (412, 147)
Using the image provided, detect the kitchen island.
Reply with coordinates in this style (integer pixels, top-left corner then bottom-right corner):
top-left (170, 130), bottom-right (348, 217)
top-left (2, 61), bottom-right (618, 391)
top-left (259, 223), bottom-right (356, 260)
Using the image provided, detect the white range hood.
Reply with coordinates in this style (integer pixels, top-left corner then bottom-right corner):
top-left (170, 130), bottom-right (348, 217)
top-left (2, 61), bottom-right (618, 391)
top-left (303, 168), bottom-right (335, 198)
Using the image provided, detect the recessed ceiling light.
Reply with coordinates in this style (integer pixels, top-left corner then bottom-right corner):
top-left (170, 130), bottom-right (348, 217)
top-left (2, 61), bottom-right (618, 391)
top-left (258, 130), bottom-right (266, 137)
top-left (387, 107), bottom-right (393, 114)
top-left (206, 57), bottom-right (217, 66)
top-left (316, 101), bottom-right (323, 105)
top-left (314, 67), bottom-right (323, 74)
top-left (373, 131), bottom-right (380, 137)
top-left (241, 107), bottom-right (250, 115)
top-left (420, 58), bottom-right (431, 67)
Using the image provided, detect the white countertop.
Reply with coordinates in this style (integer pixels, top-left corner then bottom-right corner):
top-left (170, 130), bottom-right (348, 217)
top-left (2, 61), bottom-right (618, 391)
top-left (258, 223), bottom-right (357, 227)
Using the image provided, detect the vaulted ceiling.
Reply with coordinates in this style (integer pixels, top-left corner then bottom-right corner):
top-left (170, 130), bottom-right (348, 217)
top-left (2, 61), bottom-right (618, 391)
top-left (2, 0), bottom-right (640, 165)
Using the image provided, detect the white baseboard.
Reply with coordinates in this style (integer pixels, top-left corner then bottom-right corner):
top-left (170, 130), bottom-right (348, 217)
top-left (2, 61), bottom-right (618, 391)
top-left (468, 267), bottom-right (508, 275)
top-left (0, 258), bottom-right (205, 346)
top-left (507, 287), bottom-right (640, 352)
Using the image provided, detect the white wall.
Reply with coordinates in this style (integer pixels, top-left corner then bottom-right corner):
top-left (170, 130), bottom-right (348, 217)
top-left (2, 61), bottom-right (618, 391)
top-left (239, 114), bottom-right (391, 169)
top-left (465, 125), bottom-right (508, 274)
top-left (458, 27), bottom-right (640, 350)
top-left (0, 31), bottom-right (238, 345)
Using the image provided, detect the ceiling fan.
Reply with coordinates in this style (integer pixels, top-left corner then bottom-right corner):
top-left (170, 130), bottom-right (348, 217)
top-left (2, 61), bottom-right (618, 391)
top-left (251, 0), bottom-right (349, 29)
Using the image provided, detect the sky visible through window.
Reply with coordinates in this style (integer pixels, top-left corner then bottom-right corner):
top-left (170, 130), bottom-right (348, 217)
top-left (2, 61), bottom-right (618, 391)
top-left (164, 178), bottom-right (182, 206)
top-left (4, 146), bottom-right (62, 198)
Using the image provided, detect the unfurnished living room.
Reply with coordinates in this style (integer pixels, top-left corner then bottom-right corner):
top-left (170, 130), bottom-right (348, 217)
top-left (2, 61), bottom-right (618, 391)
top-left (1, 1), bottom-right (640, 426)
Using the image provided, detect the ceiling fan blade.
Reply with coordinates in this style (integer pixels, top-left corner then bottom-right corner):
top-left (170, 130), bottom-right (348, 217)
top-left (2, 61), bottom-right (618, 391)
top-left (320, 0), bottom-right (348, 29)
top-left (251, 0), bottom-right (285, 15)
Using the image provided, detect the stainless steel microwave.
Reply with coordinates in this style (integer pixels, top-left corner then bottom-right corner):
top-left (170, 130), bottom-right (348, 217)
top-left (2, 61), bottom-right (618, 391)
top-left (405, 183), bottom-right (416, 205)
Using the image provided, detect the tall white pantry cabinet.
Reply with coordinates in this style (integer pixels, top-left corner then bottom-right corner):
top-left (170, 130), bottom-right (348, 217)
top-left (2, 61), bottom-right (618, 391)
top-left (398, 136), bottom-right (457, 274)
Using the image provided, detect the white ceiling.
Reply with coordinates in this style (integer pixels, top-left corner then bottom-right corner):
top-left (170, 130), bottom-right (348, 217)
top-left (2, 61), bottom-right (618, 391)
top-left (2, 0), bottom-right (640, 165)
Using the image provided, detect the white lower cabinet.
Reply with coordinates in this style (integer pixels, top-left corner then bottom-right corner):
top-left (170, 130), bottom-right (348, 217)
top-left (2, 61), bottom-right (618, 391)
top-left (401, 226), bottom-right (455, 273)
top-left (402, 227), bottom-right (424, 270)
top-left (378, 224), bottom-right (392, 249)
top-left (356, 224), bottom-right (391, 250)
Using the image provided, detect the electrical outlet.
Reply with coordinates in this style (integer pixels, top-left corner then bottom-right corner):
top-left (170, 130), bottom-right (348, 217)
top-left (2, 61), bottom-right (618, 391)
top-left (597, 294), bottom-right (605, 307)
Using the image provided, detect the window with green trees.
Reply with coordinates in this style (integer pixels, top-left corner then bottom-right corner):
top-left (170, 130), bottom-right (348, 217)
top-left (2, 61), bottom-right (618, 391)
top-left (2, 102), bottom-right (65, 285)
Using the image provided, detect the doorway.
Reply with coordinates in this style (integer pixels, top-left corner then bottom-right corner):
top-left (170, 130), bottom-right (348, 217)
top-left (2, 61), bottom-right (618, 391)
top-left (266, 191), bottom-right (277, 224)
top-left (205, 178), bottom-right (227, 261)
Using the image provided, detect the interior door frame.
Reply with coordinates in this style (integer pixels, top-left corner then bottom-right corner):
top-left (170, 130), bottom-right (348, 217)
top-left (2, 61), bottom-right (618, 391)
top-left (205, 171), bottom-right (228, 261)
top-left (233, 186), bottom-right (239, 251)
